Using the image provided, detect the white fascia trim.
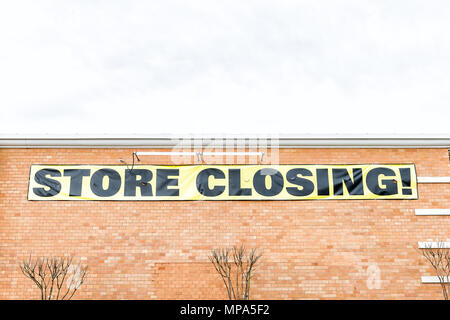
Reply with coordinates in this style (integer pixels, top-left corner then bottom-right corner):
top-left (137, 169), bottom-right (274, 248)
top-left (415, 209), bottom-right (450, 216)
top-left (421, 276), bottom-right (450, 283)
top-left (417, 177), bottom-right (450, 183)
top-left (136, 152), bottom-right (196, 156)
top-left (0, 134), bottom-right (449, 148)
top-left (136, 151), bottom-right (263, 156)
top-left (418, 242), bottom-right (450, 249)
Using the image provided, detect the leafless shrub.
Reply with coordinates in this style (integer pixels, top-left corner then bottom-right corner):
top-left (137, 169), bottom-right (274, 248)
top-left (209, 245), bottom-right (262, 300)
top-left (19, 255), bottom-right (88, 300)
top-left (420, 241), bottom-right (450, 300)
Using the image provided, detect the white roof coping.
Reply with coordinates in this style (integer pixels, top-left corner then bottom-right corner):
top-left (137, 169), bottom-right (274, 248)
top-left (0, 134), bottom-right (449, 148)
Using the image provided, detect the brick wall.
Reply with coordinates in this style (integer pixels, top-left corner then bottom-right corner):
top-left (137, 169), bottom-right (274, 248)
top-left (0, 148), bottom-right (449, 299)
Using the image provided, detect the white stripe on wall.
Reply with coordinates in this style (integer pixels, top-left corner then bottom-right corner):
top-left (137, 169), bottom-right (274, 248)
top-left (418, 177), bottom-right (450, 183)
top-left (418, 242), bottom-right (450, 248)
top-left (421, 276), bottom-right (450, 283)
top-left (415, 209), bottom-right (450, 216)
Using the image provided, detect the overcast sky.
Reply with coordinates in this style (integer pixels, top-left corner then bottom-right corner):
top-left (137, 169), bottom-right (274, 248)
top-left (0, 1), bottom-right (449, 135)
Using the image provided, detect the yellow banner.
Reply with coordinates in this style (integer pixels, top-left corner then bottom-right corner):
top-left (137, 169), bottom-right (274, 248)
top-left (28, 164), bottom-right (418, 201)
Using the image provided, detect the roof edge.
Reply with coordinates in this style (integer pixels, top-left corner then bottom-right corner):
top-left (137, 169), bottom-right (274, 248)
top-left (0, 134), bottom-right (449, 148)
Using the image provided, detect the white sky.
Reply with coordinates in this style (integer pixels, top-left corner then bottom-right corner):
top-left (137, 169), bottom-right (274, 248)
top-left (0, 1), bottom-right (449, 135)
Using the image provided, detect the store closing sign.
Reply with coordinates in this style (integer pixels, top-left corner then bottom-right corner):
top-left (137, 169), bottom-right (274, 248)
top-left (28, 164), bottom-right (418, 201)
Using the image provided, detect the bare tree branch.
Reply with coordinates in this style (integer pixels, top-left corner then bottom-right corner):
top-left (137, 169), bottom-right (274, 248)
top-left (19, 255), bottom-right (88, 300)
top-left (419, 241), bottom-right (450, 300)
top-left (209, 245), bottom-right (262, 300)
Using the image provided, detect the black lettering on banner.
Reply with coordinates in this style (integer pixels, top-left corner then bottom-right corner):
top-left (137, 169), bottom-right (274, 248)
top-left (229, 169), bottom-right (252, 196)
top-left (196, 168), bottom-right (225, 197)
top-left (366, 167), bottom-right (398, 195)
top-left (316, 169), bottom-right (330, 196)
top-left (125, 169), bottom-right (153, 197)
top-left (253, 168), bottom-right (284, 196)
top-left (90, 169), bottom-right (121, 197)
top-left (63, 169), bottom-right (91, 196)
top-left (156, 169), bottom-right (179, 196)
top-left (332, 168), bottom-right (364, 196)
top-left (33, 169), bottom-right (62, 197)
top-left (399, 168), bottom-right (412, 195)
top-left (286, 168), bottom-right (314, 196)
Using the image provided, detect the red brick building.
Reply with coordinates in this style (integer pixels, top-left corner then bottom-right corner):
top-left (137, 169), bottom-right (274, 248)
top-left (0, 134), bottom-right (449, 299)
